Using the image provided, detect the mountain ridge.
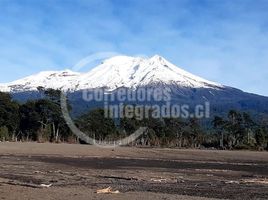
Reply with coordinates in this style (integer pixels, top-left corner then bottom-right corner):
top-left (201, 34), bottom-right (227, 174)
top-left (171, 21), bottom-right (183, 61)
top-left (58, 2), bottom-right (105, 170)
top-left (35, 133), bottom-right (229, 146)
top-left (1, 55), bottom-right (268, 117)
top-left (0, 55), bottom-right (225, 93)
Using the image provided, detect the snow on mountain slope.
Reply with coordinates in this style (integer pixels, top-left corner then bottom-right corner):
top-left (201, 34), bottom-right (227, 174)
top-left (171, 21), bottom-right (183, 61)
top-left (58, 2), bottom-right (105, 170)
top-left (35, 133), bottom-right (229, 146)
top-left (0, 55), bottom-right (224, 92)
top-left (77, 55), bottom-right (223, 90)
top-left (0, 70), bottom-right (80, 92)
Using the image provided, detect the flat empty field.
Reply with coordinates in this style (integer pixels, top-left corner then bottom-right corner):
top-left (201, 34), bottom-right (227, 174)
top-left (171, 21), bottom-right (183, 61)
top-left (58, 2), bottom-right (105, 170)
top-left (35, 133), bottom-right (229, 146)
top-left (0, 143), bottom-right (268, 200)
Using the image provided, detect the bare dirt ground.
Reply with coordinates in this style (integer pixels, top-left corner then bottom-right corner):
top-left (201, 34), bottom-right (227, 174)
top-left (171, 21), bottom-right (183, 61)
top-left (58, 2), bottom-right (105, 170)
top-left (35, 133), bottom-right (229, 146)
top-left (0, 143), bottom-right (268, 200)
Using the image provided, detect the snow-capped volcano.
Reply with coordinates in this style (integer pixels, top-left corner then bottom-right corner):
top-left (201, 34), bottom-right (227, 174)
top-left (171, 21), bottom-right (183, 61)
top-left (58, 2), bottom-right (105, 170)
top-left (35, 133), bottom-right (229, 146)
top-left (0, 55), bottom-right (224, 92)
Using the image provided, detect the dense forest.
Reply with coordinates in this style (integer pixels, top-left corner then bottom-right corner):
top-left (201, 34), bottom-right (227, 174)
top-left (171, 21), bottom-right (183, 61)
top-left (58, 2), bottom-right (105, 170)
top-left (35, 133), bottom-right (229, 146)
top-left (0, 90), bottom-right (268, 150)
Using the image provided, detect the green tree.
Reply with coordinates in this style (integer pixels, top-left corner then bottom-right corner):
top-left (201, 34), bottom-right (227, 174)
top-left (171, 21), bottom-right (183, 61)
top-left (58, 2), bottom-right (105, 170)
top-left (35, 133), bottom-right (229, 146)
top-left (242, 112), bottom-right (256, 145)
top-left (255, 127), bottom-right (266, 147)
top-left (0, 126), bottom-right (9, 141)
top-left (0, 92), bottom-right (19, 140)
top-left (212, 116), bottom-right (226, 148)
top-left (76, 108), bottom-right (118, 142)
top-left (163, 118), bottom-right (186, 147)
top-left (19, 101), bottom-right (41, 141)
top-left (182, 118), bottom-right (204, 148)
top-left (19, 89), bottom-right (72, 142)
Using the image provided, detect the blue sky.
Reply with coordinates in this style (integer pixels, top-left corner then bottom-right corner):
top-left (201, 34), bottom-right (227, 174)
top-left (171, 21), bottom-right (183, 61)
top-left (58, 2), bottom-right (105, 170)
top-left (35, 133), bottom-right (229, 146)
top-left (0, 0), bottom-right (268, 96)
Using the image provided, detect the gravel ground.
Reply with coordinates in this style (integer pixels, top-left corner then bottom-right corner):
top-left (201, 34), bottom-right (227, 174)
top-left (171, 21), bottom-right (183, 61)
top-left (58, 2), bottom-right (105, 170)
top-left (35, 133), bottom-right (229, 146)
top-left (0, 142), bottom-right (268, 200)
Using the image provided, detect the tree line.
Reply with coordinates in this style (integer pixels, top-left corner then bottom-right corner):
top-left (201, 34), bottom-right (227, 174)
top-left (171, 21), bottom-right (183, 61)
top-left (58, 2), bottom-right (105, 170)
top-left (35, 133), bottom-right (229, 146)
top-left (0, 90), bottom-right (268, 150)
top-left (0, 89), bottom-right (72, 143)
